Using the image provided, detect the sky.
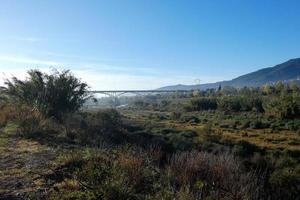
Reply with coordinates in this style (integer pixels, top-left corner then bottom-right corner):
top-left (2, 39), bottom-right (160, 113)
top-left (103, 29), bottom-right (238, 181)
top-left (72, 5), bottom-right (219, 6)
top-left (0, 0), bottom-right (300, 90)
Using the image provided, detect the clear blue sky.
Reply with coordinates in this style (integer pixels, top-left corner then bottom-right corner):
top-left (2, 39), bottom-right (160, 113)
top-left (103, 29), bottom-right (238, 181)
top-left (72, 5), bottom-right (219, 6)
top-left (0, 0), bottom-right (300, 89)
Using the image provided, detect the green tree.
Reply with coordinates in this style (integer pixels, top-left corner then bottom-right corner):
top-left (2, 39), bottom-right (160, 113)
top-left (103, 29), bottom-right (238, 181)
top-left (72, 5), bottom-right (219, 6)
top-left (275, 81), bottom-right (285, 94)
top-left (185, 97), bottom-right (217, 111)
top-left (288, 81), bottom-right (299, 93)
top-left (192, 90), bottom-right (201, 97)
top-left (262, 84), bottom-right (275, 95)
top-left (278, 94), bottom-right (300, 119)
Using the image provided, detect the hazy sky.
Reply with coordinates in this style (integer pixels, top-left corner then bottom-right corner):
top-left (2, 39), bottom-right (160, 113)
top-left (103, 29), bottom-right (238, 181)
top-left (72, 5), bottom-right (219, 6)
top-left (0, 0), bottom-right (300, 89)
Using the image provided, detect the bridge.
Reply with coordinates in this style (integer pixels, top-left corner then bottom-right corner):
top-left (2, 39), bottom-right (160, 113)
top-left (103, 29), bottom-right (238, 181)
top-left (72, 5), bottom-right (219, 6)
top-left (89, 90), bottom-right (192, 107)
top-left (90, 89), bottom-right (191, 98)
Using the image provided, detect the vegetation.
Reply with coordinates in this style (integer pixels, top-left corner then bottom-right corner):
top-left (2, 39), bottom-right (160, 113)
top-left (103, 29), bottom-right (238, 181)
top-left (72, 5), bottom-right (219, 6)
top-left (184, 97), bottom-right (217, 111)
top-left (2, 69), bottom-right (90, 120)
top-left (0, 69), bottom-right (299, 199)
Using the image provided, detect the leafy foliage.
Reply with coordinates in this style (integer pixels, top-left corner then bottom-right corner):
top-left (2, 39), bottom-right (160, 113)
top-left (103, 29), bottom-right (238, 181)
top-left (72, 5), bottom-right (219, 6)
top-left (3, 69), bottom-right (90, 120)
top-left (184, 97), bottom-right (217, 111)
top-left (278, 94), bottom-right (300, 119)
top-left (218, 96), bottom-right (264, 112)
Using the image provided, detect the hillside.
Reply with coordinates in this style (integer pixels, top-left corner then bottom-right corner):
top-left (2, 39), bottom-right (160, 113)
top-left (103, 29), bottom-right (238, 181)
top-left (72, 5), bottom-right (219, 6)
top-left (160, 58), bottom-right (300, 90)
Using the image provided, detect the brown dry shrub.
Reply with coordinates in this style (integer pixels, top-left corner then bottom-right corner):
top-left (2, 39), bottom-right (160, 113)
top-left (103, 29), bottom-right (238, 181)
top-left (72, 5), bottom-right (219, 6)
top-left (167, 151), bottom-right (264, 200)
top-left (167, 151), bottom-right (208, 184)
top-left (175, 186), bottom-right (196, 200)
top-left (0, 103), bottom-right (18, 127)
top-left (14, 105), bottom-right (46, 137)
top-left (118, 151), bottom-right (145, 182)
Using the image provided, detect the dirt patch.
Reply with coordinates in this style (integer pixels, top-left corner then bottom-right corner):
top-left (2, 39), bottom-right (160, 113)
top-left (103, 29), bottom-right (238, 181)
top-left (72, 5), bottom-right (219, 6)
top-left (0, 132), bottom-right (57, 199)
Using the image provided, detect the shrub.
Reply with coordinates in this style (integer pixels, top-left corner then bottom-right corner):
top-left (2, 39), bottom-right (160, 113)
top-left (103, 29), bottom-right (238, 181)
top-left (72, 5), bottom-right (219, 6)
top-left (218, 96), bottom-right (242, 112)
top-left (63, 113), bottom-right (86, 140)
top-left (184, 97), bottom-right (217, 111)
top-left (133, 100), bottom-right (149, 108)
top-left (46, 147), bottom-right (270, 199)
top-left (167, 151), bottom-right (263, 199)
top-left (61, 109), bottom-right (125, 146)
top-left (250, 97), bottom-right (265, 112)
top-left (180, 131), bottom-right (197, 138)
top-left (218, 96), bottom-right (264, 113)
top-left (158, 128), bottom-right (178, 135)
top-left (78, 109), bottom-right (124, 145)
top-left (14, 105), bottom-right (45, 137)
top-left (269, 166), bottom-right (300, 200)
top-left (180, 115), bottom-right (200, 123)
top-left (250, 120), bottom-right (264, 129)
top-left (255, 120), bottom-right (270, 129)
top-left (0, 103), bottom-right (17, 127)
top-left (278, 94), bottom-right (300, 119)
top-left (233, 140), bottom-right (259, 157)
top-left (285, 120), bottom-right (300, 131)
top-left (240, 120), bottom-right (251, 129)
top-left (3, 69), bottom-right (90, 120)
top-left (170, 111), bottom-right (182, 120)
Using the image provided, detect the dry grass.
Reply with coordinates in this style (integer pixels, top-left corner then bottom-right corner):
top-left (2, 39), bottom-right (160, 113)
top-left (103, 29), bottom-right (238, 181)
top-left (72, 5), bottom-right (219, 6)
top-left (166, 151), bottom-right (264, 200)
top-left (0, 128), bottom-right (56, 197)
top-left (221, 129), bottom-right (300, 150)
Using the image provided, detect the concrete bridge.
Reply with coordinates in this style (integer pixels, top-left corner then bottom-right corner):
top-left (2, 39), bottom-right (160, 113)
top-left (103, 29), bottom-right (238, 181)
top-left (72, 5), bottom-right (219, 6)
top-left (89, 90), bottom-right (191, 108)
top-left (90, 89), bottom-right (190, 98)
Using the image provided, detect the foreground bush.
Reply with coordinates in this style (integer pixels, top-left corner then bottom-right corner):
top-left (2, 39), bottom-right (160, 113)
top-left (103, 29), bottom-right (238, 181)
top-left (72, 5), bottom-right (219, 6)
top-left (3, 69), bottom-right (90, 120)
top-left (63, 109), bottom-right (125, 146)
top-left (47, 148), bottom-right (265, 200)
top-left (0, 103), bottom-right (18, 127)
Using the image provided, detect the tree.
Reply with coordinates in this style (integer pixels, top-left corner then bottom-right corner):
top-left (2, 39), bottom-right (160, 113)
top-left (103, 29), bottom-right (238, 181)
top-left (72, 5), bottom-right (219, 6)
top-left (185, 97), bottom-right (218, 111)
top-left (262, 84), bottom-right (274, 95)
top-left (4, 69), bottom-right (90, 120)
top-left (288, 81), bottom-right (299, 93)
top-left (275, 81), bottom-right (285, 94)
top-left (192, 90), bottom-right (201, 97)
top-left (278, 94), bottom-right (300, 119)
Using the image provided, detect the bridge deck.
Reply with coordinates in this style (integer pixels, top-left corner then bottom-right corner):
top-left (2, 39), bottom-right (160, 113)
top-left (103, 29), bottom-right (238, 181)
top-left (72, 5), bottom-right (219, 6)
top-left (90, 90), bottom-right (190, 93)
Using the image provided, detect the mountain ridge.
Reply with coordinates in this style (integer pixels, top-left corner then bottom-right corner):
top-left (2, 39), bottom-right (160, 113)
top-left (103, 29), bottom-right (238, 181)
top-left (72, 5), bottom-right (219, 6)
top-left (159, 58), bottom-right (300, 90)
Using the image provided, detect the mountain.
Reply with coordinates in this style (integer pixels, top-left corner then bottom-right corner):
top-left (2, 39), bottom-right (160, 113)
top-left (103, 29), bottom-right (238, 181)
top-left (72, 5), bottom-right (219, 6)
top-left (159, 58), bottom-right (300, 90)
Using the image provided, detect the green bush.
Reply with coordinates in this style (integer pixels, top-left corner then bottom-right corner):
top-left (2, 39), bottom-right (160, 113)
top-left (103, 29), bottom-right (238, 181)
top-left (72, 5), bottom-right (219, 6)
top-left (0, 103), bottom-right (17, 127)
top-left (170, 111), bottom-right (182, 120)
top-left (3, 69), bottom-right (90, 120)
top-left (180, 115), bottom-right (200, 123)
top-left (133, 100), bottom-right (149, 108)
top-left (48, 148), bottom-right (265, 200)
top-left (184, 97), bottom-right (217, 111)
top-left (179, 131), bottom-right (197, 138)
top-left (217, 96), bottom-right (264, 113)
top-left (14, 105), bottom-right (45, 137)
top-left (250, 120), bottom-right (266, 129)
top-left (233, 140), bottom-right (259, 157)
top-left (63, 109), bottom-right (124, 146)
top-left (278, 94), bottom-right (300, 119)
top-left (218, 96), bottom-right (242, 112)
top-left (269, 166), bottom-right (300, 200)
top-left (240, 120), bottom-right (251, 129)
top-left (285, 120), bottom-right (300, 131)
